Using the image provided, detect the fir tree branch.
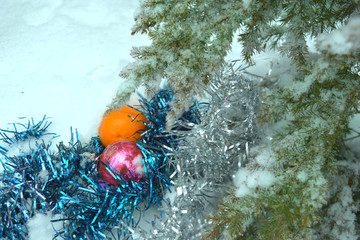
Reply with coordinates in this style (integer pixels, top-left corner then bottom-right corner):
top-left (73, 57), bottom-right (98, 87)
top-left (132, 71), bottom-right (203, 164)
top-left (120, 2), bottom-right (360, 237)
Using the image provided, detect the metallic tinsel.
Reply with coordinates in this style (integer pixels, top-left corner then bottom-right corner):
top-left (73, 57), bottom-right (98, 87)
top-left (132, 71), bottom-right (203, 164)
top-left (132, 61), bottom-right (261, 239)
top-left (0, 89), bottom-right (201, 240)
top-left (0, 116), bottom-right (54, 148)
top-left (0, 116), bottom-right (56, 239)
top-left (0, 61), bottom-right (259, 240)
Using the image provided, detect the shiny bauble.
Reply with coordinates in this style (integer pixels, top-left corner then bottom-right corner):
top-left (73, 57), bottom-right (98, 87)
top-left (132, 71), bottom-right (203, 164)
top-left (98, 140), bottom-right (145, 185)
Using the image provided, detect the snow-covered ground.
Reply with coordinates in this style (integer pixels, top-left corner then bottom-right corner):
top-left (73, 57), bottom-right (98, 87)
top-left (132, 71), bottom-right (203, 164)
top-left (0, 0), bottom-right (149, 145)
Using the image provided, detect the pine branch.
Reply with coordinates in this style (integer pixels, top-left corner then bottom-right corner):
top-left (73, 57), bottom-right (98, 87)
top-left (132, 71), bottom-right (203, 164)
top-left (206, 4), bottom-right (360, 239)
top-left (121, 2), bottom-right (360, 238)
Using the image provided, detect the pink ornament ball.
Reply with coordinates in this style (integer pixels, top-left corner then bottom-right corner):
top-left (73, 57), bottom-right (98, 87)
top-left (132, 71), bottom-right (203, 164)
top-left (98, 140), bottom-right (145, 185)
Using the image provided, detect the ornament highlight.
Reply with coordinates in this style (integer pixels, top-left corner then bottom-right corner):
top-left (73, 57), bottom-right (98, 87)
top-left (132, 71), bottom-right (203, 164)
top-left (98, 105), bottom-right (147, 147)
top-left (98, 140), bottom-right (145, 185)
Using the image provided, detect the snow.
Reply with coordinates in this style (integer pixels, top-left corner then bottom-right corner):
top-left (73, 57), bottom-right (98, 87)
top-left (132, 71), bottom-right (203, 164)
top-left (234, 147), bottom-right (276, 198)
top-left (234, 168), bottom-right (275, 197)
top-left (133, 154), bottom-right (145, 175)
top-left (347, 114), bottom-right (360, 156)
top-left (27, 212), bottom-right (62, 240)
top-left (1, 1), bottom-right (360, 239)
top-left (0, 0), bottom-right (149, 146)
top-left (241, 0), bottom-right (252, 9)
top-left (297, 170), bottom-right (308, 183)
top-left (314, 152), bottom-right (360, 240)
top-left (317, 16), bottom-right (360, 55)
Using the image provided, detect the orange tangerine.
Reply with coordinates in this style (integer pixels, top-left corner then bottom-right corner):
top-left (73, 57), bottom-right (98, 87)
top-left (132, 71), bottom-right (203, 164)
top-left (98, 105), bottom-right (147, 147)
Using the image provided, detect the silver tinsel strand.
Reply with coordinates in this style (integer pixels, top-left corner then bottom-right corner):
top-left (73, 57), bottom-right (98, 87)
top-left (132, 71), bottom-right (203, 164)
top-left (133, 61), bottom-right (261, 239)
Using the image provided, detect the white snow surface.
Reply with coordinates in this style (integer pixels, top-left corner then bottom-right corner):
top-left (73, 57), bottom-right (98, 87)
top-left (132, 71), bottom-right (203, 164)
top-left (0, 0), bottom-right (149, 146)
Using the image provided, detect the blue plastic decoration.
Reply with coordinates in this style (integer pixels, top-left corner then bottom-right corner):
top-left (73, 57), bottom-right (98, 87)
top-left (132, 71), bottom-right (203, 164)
top-left (0, 89), bottom-right (202, 240)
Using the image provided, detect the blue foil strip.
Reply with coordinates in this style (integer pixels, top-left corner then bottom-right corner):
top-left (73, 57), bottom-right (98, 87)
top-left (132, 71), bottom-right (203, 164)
top-left (0, 89), bottom-right (202, 239)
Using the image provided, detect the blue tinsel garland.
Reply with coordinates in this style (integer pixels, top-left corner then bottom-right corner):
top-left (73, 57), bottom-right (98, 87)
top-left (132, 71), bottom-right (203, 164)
top-left (0, 89), bottom-right (201, 240)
